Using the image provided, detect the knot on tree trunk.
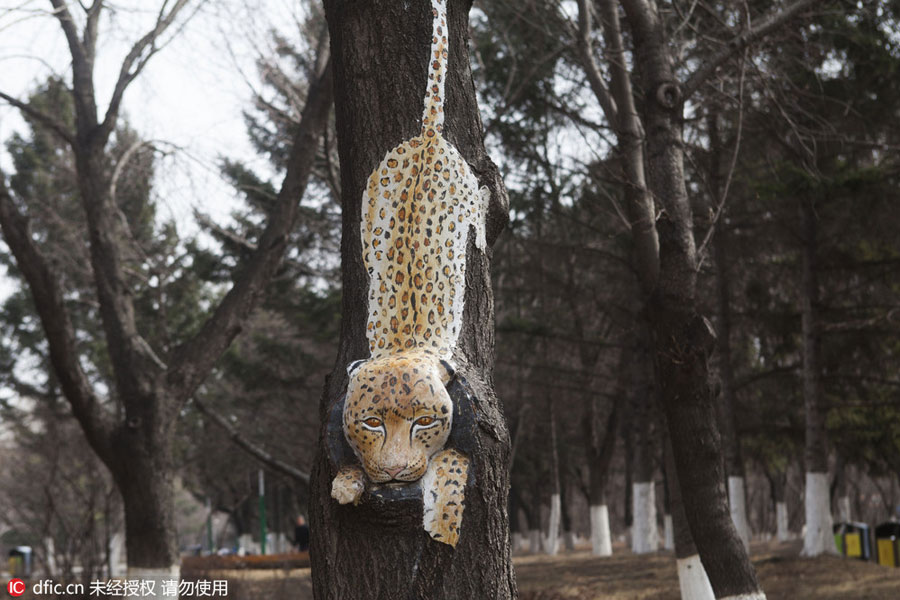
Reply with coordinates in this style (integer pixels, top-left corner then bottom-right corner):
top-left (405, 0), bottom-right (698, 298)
top-left (654, 82), bottom-right (682, 110)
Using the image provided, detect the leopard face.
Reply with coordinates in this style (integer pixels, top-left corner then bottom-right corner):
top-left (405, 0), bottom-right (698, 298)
top-left (343, 350), bottom-right (454, 484)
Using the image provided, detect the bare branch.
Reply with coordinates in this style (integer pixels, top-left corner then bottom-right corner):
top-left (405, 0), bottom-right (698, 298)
top-left (100, 0), bottom-right (194, 138)
top-left (165, 53), bottom-right (334, 407)
top-left (192, 397), bottom-right (310, 484)
top-left (696, 51), bottom-right (747, 267)
top-left (683, 0), bottom-right (818, 100)
top-left (0, 90), bottom-right (75, 145)
top-left (109, 139), bottom-right (155, 202)
top-left (0, 172), bottom-right (113, 460)
top-left (574, 0), bottom-right (617, 124)
top-left (49, 0), bottom-right (97, 123)
top-left (193, 210), bottom-right (258, 252)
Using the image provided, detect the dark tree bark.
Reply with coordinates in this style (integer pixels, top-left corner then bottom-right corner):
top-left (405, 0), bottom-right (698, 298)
top-left (620, 0), bottom-right (760, 585)
top-left (708, 110), bottom-right (750, 548)
top-left (630, 342), bottom-right (658, 554)
top-left (568, 0), bottom-right (816, 596)
top-left (800, 196), bottom-right (834, 555)
top-left (664, 425), bottom-right (714, 598)
top-left (310, 1), bottom-right (513, 598)
top-left (0, 0), bottom-right (333, 580)
top-left (546, 399), bottom-right (562, 554)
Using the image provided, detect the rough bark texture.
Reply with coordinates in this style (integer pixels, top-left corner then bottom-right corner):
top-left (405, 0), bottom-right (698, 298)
top-left (801, 197), bottom-right (828, 475)
top-left (800, 197), bottom-right (834, 556)
top-left (618, 0), bottom-right (765, 596)
top-left (310, 1), bottom-right (513, 598)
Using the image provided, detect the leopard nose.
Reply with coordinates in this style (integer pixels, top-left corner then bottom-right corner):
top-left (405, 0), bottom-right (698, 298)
top-left (384, 466), bottom-right (405, 478)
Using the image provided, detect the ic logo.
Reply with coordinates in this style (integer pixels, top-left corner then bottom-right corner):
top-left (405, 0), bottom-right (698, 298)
top-left (7, 579), bottom-right (25, 597)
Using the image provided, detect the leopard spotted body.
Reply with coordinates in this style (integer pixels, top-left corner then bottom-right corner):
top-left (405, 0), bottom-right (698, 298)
top-left (330, 0), bottom-right (486, 548)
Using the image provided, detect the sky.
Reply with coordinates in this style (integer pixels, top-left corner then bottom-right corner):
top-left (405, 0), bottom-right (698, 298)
top-left (0, 0), bottom-right (307, 411)
top-left (0, 0), bottom-right (302, 232)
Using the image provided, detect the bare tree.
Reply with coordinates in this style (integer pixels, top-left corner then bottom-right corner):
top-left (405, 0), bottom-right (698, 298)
top-left (0, 0), bottom-right (333, 589)
top-left (571, 0), bottom-right (817, 597)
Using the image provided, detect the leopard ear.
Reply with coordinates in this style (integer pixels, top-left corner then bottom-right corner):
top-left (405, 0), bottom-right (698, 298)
top-left (438, 358), bottom-right (456, 385)
top-left (347, 359), bottom-right (366, 378)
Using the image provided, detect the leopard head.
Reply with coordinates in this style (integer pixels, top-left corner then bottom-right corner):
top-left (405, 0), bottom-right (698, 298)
top-left (343, 350), bottom-right (454, 484)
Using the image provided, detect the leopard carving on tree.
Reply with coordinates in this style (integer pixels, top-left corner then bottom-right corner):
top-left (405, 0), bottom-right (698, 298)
top-left (327, 0), bottom-right (488, 548)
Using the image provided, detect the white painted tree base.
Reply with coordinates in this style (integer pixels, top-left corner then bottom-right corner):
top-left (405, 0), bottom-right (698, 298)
top-left (676, 554), bottom-right (714, 600)
top-left (126, 566), bottom-right (180, 599)
top-left (590, 504), bottom-right (612, 556)
top-left (728, 476), bottom-right (751, 550)
top-left (719, 593), bottom-right (767, 600)
top-left (776, 501), bottom-right (790, 542)
top-left (663, 513), bottom-right (674, 551)
top-left (802, 472), bottom-right (837, 556)
top-left (512, 532), bottom-right (524, 552)
top-left (632, 482), bottom-right (658, 554)
top-left (545, 493), bottom-right (561, 555)
top-left (528, 529), bottom-right (542, 554)
top-left (837, 495), bottom-right (851, 522)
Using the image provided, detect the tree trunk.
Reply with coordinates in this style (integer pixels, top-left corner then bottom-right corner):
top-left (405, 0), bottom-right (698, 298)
top-left (631, 347), bottom-right (657, 555)
top-left (310, 1), bottom-right (513, 598)
top-left (766, 469), bottom-right (791, 542)
top-left (113, 445), bottom-right (179, 595)
top-left (585, 349), bottom-right (622, 557)
top-left (546, 400), bottom-right (561, 555)
top-left (665, 436), bottom-right (714, 600)
top-left (708, 111), bottom-right (751, 551)
top-left (619, 1), bottom-right (765, 596)
top-left (800, 196), bottom-right (835, 556)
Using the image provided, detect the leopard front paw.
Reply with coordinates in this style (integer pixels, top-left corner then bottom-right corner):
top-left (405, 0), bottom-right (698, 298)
top-left (331, 466), bottom-right (365, 505)
top-left (422, 449), bottom-right (469, 547)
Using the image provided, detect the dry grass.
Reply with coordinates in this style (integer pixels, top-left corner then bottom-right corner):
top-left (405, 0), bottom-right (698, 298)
top-left (515, 540), bottom-right (900, 600)
top-left (23, 541), bottom-right (893, 598)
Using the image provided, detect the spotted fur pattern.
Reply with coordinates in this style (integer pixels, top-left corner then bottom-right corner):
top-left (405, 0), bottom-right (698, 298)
top-left (421, 448), bottom-right (469, 547)
top-left (330, 0), bottom-right (482, 548)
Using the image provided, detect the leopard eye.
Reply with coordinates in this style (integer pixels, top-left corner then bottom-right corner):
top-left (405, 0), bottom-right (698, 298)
top-left (414, 416), bottom-right (436, 427)
top-left (362, 417), bottom-right (383, 429)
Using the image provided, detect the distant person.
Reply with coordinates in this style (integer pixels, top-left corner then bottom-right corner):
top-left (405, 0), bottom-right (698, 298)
top-left (294, 515), bottom-right (310, 552)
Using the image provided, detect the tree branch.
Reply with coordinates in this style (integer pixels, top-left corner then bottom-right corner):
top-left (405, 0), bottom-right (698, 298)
top-left (574, 0), bottom-right (618, 124)
top-left (0, 172), bottom-right (113, 461)
top-left (192, 397), bottom-right (309, 484)
top-left (0, 91), bottom-right (75, 146)
top-left (49, 0), bottom-right (97, 125)
top-left (165, 54), bottom-right (334, 407)
top-left (683, 0), bottom-right (818, 100)
top-left (99, 0), bottom-right (194, 140)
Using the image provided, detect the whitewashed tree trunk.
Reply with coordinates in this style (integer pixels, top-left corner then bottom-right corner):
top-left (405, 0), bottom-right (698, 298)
top-left (663, 513), bottom-right (674, 551)
top-left (837, 495), bottom-right (851, 523)
top-left (563, 531), bottom-right (576, 552)
top-left (528, 529), bottom-right (542, 554)
top-left (676, 554), bottom-right (715, 600)
top-left (728, 476), bottom-right (751, 550)
top-left (109, 532), bottom-right (126, 577)
top-left (238, 533), bottom-right (256, 556)
top-left (545, 494), bottom-right (561, 555)
top-left (776, 501), bottom-right (790, 542)
top-left (43, 537), bottom-right (57, 577)
top-left (511, 532), bottom-right (524, 552)
top-left (631, 482), bottom-right (658, 554)
top-left (590, 504), bottom-right (613, 556)
top-left (802, 472), bottom-right (837, 556)
top-left (125, 566), bottom-right (180, 599)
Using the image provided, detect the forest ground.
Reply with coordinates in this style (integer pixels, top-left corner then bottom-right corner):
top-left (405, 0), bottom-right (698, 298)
top-left (189, 540), bottom-right (899, 599)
